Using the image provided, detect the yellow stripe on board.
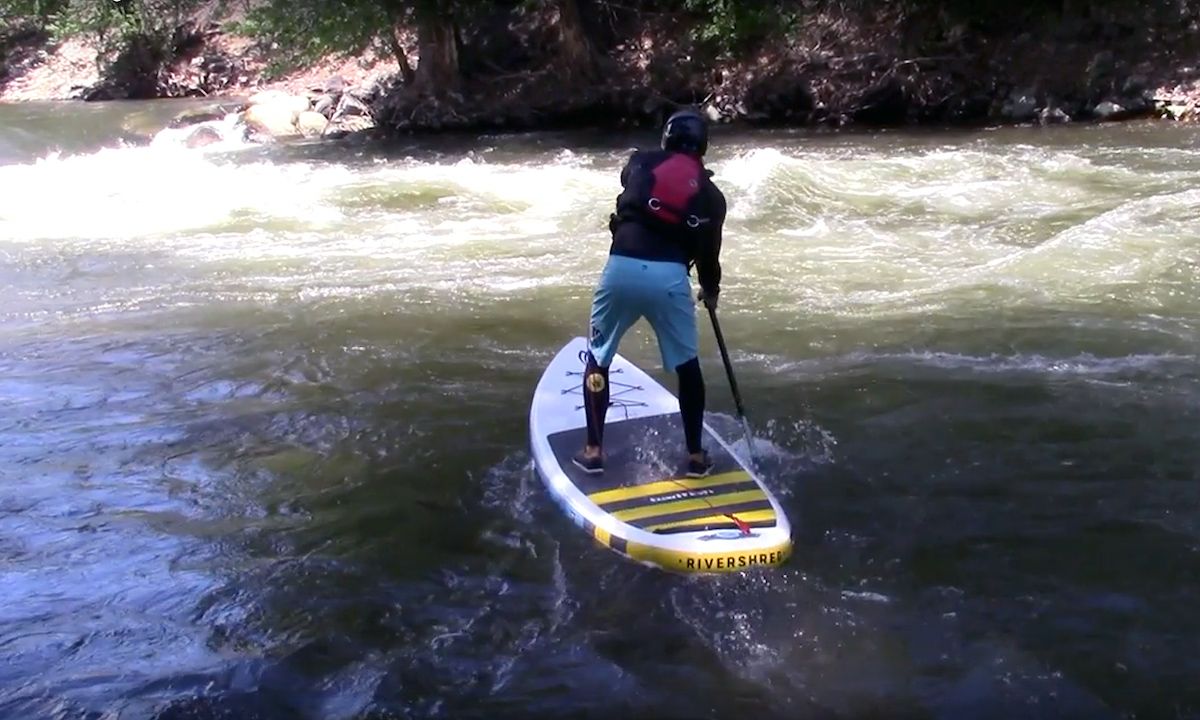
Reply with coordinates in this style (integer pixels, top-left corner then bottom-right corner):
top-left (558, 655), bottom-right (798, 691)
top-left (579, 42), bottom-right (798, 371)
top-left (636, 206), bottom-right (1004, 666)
top-left (641, 507), bottom-right (777, 534)
top-left (593, 525), bottom-right (611, 547)
top-left (586, 471), bottom-right (750, 506)
top-left (610, 489), bottom-right (767, 523)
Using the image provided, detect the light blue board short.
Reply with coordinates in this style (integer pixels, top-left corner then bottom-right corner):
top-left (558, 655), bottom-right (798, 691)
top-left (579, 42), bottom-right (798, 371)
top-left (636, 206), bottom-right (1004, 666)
top-left (588, 255), bottom-right (698, 371)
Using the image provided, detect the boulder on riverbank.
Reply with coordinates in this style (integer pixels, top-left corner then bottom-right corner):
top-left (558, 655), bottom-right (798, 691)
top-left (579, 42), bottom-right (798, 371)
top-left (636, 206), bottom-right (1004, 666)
top-left (169, 103), bottom-right (239, 128)
top-left (227, 83), bottom-right (377, 142)
top-left (243, 98), bottom-right (304, 139)
top-left (141, 78), bottom-right (379, 147)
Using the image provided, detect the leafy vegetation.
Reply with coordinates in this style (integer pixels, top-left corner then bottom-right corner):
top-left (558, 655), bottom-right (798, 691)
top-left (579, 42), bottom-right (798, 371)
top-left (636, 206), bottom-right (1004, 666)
top-left (678, 0), bottom-right (791, 54)
top-left (3, 0), bottom-right (1195, 98)
top-left (3, 0), bottom-right (203, 75)
top-left (228, 1), bottom-right (395, 78)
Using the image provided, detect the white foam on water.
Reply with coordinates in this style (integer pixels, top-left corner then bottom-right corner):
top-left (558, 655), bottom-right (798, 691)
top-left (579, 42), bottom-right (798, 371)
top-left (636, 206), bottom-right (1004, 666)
top-left (148, 112), bottom-right (255, 153)
top-left (984, 187), bottom-right (1200, 289)
top-left (0, 147), bottom-right (349, 241)
top-left (758, 348), bottom-right (1196, 380)
top-left (0, 141), bottom-right (625, 314)
top-left (713, 141), bottom-right (1200, 319)
top-left (3, 127), bottom-right (1200, 323)
top-left (0, 143), bottom-right (612, 244)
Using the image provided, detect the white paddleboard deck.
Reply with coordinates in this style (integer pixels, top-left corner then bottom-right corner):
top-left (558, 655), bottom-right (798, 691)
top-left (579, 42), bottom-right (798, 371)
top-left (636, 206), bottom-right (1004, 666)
top-left (529, 336), bottom-right (792, 573)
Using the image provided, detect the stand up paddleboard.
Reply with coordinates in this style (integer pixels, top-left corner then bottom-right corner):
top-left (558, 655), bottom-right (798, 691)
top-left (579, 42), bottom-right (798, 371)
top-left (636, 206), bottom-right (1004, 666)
top-left (530, 336), bottom-right (792, 574)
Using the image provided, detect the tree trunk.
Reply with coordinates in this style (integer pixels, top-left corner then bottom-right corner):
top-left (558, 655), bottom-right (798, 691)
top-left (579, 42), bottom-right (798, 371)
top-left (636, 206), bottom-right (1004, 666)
top-left (387, 25), bottom-right (414, 84)
top-left (557, 0), bottom-right (598, 80)
top-left (414, 4), bottom-right (460, 94)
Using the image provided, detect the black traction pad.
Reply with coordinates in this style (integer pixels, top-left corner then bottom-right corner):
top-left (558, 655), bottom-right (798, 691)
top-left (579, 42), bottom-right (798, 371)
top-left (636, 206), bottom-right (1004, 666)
top-left (547, 413), bottom-right (743, 495)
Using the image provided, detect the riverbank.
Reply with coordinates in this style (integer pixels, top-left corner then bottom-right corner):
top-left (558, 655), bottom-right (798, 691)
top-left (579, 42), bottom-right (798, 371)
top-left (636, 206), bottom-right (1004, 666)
top-left (368, 2), bottom-right (1200, 132)
top-left (4, 3), bottom-right (1200, 138)
top-left (0, 20), bottom-right (400, 107)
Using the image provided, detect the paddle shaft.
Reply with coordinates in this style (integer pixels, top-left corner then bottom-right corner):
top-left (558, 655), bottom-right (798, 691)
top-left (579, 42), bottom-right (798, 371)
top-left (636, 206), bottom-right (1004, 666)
top-left (705, 303), bottom-right (755, 463)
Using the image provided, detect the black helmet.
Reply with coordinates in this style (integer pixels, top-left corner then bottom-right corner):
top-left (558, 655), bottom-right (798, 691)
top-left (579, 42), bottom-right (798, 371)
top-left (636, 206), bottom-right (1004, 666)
top-left (661, 108), bottom-right (708, 156)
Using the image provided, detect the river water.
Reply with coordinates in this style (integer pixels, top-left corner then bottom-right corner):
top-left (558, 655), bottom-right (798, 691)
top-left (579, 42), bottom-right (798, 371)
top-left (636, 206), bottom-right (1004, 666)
top-left (1, 100), bottom-right (1198, 720)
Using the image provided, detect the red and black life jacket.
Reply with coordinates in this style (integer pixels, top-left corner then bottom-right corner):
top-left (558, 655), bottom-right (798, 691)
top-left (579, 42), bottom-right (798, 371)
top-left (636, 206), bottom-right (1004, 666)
top-left (616, 150), bottom-right (711, 234)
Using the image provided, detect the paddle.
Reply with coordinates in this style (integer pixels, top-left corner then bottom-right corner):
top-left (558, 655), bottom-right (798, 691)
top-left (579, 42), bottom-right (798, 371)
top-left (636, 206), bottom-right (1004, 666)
top-left (705, 303), bottom-right (756, 466)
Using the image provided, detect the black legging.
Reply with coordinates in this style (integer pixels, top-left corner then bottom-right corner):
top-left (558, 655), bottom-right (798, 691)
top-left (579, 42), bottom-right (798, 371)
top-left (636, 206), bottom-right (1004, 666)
top-left (583, 352), bottom-right (705, 454)
top-left (582, 352), bottom-right (610, 448)
top-left (675, 356), bottom-right (705, 454)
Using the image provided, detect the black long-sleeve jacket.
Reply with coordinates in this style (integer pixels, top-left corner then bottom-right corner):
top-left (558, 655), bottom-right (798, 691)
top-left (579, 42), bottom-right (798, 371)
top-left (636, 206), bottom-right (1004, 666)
top-left (607, 150), bottom-right (727, 297)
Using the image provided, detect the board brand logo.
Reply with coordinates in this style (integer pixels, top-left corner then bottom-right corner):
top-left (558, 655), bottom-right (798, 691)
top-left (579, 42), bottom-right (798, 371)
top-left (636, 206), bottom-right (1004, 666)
top-left (586, 372), bottom-right (606, 392)
top-left (681, 551), bottom-right (784, 571)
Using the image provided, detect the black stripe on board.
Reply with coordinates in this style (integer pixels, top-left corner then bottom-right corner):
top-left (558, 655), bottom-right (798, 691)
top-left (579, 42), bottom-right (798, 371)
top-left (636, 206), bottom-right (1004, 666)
top-left (623, 499), bottom-right (775, 530)
top-left (652, 519), bottom-right (778, 536)
top-left (595, 481), bottom-right (761, 513)
top-left (610, 534), bottom-right (628, 554)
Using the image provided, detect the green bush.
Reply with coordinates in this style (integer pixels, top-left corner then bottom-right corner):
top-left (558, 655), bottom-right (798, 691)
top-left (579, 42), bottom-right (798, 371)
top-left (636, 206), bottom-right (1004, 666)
top-left (678, 0), bottom-right (791, 54)
top-left (231, 1), bottom-right (395, 77)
